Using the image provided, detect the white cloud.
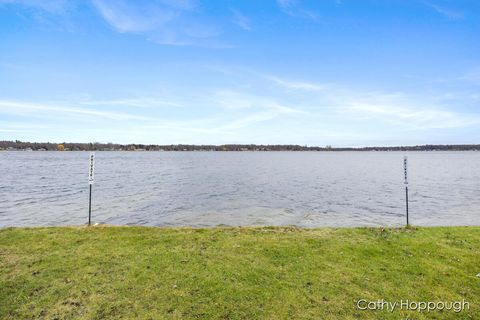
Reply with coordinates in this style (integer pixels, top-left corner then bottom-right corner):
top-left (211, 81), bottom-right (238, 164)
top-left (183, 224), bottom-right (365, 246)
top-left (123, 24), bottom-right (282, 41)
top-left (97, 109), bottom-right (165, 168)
top-left (0, 0), bottom-right (70, 13)
top-left (265, 74), bottom-right (480, 130)
top-left (0, 128), bottom-right (35, 133)
top-left (458, 68), bottom-right (480, 84)
top-left (0, 0), bottom-right (224, 46)
top-left (0, 0), bottom-right (79, 31)
top-left (267, 76), bottom-right (327, 91)
top-left (0, 122), bottom-right (46, 133)
top-left (79, 98), bottom-right (181, 108)
top-left (212, 90), bottom-right (301, 114)
top-left (340, 97), bottom-right (480, 130)
top-left (91, 0), bottom-right (222, 46)
top-left (277, 0), bottom-right (294, 10)
top-left (276, 0), bottom-right (318, 20)
top-left (91, 0), bottom-right (178, 33)
top-left (231, 8), bottom-right (252, 31)
top-left (3, 68), bottom-right (480, 144)
top-left (216, 111), bottom-right (282, 131)
top-left (208, 89), bottom-right (304, 132)
top-left (0, 100), bottom-right (150, 121)
top-left (426, 2), bottom-right (464, 20)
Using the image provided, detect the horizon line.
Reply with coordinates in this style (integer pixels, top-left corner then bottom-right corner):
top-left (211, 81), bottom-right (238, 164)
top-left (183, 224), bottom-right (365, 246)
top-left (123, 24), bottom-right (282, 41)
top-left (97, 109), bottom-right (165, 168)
top-left (2, 140), bottom-right (480, 150)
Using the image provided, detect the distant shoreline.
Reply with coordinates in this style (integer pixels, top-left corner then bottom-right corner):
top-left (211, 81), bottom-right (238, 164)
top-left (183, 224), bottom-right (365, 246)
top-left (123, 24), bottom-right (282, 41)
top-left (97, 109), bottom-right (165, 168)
top-left (2, 149), bottom-right (480, 153)
top-left (1, 141), bottom-right (480, 152)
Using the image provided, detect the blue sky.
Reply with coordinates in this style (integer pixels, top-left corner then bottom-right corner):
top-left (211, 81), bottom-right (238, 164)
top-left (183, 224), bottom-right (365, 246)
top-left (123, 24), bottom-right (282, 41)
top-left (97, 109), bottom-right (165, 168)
top-left (0, 0), bottom-right (479, 146)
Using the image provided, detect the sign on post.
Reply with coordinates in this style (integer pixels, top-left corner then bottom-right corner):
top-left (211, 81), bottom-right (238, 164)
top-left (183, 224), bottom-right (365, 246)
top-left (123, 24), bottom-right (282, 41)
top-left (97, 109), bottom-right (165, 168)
top-left (88, 152), bottom-right (95, 226)
top-left (89, 152), bottom-right (95, 185)
top-left (403, 156), bottom-right (409, 226)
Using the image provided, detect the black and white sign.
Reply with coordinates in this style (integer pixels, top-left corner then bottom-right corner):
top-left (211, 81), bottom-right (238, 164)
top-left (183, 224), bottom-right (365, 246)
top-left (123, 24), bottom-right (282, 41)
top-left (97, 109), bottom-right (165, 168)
top-left (403, 156), bottom-right (408, 185)
top-left (88, 152), bottom-right (95, 185)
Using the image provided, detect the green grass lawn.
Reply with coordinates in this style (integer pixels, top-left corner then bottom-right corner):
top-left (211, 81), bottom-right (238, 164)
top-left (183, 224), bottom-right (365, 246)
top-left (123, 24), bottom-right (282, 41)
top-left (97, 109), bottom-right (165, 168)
top-left (1, 226), bottom-right (479, 319)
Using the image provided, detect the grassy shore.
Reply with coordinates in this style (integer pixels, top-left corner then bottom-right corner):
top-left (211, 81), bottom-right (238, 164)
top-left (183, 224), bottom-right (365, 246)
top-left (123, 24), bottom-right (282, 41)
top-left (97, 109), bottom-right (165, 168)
top-left (1, 226), bottom-right (479, 319)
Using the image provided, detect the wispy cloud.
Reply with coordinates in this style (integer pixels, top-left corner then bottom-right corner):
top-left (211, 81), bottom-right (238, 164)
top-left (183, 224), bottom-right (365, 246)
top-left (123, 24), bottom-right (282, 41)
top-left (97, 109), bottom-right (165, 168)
top-left (266, 75), bottom-right (327, 91)
top-left (426, 2), bottom-right (464, 20)
top-left (335, 90), bottom-right (480, 130)
top-left (0, 89), bottom-right (304, 139)
top-left (0, 0), bottom-right (226, 46)
top-left (79, 98), bottom-right (182, 108)
top-left (277, 0), bottom-right (294, 11)
top-left (91, 0), bottom-right (223, 46)
top-left (2, 66), bottom-right (480, 144)
top-left (276, 0), bottom-right (318, 20)
top-left (0, 0), bottom-right (70, 13)
top-left (231, 8), bottom-right (252, 31)
top-left (212, 90), bottom-right (301, 114)
top-left (264, 74), bottom-right (480, 130)
top-left (0, 100), bottom-right (150, 121)
top-left (209, 89), bottom-right (304, 131)
top-left (346, 103), bottom-right (480, 129)
top-left (0, 122), bottom-right (46, 133)
top-left (216, 111), bottom-right (283, 131)
top-left (91, 0), bottom-right (179, 33)
top-left (458, 68), bottom-right (480, 84)
top-left (0, 0), bottom-right (79, 31)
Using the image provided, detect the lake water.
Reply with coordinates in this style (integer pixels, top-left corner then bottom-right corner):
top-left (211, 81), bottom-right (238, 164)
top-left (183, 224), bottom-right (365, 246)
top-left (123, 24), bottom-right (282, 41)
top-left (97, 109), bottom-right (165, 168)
top-left (1, 151), bottom-right (479, 227)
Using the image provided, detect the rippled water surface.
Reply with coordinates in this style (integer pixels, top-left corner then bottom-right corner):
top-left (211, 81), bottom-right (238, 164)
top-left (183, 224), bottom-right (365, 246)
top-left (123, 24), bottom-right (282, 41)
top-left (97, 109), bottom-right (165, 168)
top-left (1, 151), bottom-right (479, 227)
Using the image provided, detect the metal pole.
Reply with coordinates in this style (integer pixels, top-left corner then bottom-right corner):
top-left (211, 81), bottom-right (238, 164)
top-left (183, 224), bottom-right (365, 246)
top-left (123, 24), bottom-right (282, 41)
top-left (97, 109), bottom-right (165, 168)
top-left (403, 156), bottom-right (409, 227)
top-left (88, 152), bottom-right (95, 226)
top-left (405, 185), bottom-right (409, 226)
top-left (88, 184), bottom-right (92, 226)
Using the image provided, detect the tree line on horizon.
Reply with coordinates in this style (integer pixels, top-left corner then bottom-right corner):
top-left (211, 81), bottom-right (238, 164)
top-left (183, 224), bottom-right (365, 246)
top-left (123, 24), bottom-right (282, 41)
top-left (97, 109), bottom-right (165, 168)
top-left (1, 140), bottom-right (479, 151)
